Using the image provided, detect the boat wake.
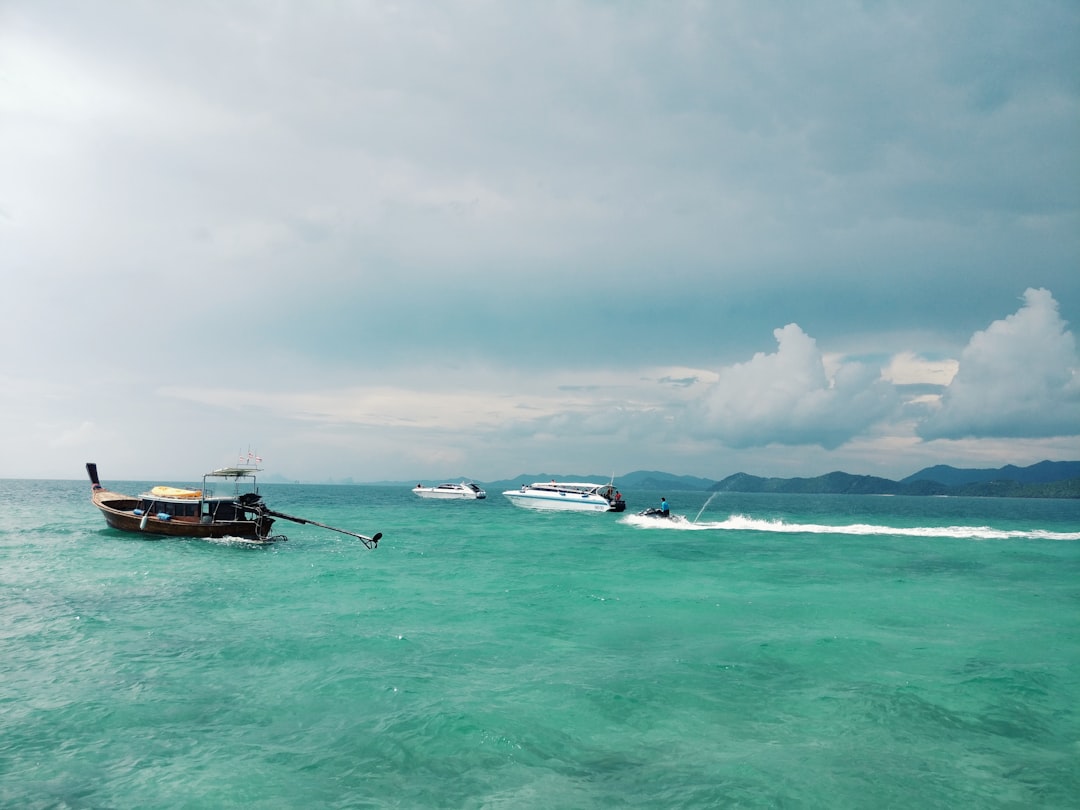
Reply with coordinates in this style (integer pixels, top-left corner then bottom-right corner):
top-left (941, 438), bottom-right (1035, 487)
top-left (620, 513), bottom-right (1080, 541)
top-left (205, 535), bottom-right (276, 547)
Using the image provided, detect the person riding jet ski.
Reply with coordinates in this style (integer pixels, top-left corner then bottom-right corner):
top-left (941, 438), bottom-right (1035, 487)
top-left (639, 497), bottom-right (671, 519)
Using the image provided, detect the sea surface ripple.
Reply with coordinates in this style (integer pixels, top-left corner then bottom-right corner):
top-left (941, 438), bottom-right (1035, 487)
top-left (2, 481), bottom-right (1078, 808)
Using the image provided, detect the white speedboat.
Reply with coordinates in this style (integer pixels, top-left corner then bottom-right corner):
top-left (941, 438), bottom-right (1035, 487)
top-left (502, 481), bottom-right (626, 512)
top-left (413, 481), bottom-right (487, 500)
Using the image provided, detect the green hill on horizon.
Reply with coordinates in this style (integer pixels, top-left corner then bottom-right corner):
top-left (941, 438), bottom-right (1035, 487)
top-left (355, 461), bottom-right (1080, 498)
top-left (710, 463), bottom-right (1080, 499)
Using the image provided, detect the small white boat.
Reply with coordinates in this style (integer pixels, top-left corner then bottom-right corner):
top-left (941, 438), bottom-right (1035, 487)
top-left (502, 481), bottom-right (626, 513)
top-left (413, 481), bottom-right (487, 500)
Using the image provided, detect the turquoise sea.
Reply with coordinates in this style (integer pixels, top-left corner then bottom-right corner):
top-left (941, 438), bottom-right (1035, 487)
top-left (2, 478), bottom-right (1079, 809)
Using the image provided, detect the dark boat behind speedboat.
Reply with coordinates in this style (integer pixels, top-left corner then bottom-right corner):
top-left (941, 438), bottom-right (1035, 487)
top-left (86, 462), bottom-right (381, 547)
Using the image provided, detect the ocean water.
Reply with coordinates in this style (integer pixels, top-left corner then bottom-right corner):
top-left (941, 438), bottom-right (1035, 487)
top-left (2, 479), bottom-right (1079, 809)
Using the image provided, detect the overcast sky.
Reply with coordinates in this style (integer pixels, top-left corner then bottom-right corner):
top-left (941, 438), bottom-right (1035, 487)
top-left (2, 1), bottom-right (1078, 483)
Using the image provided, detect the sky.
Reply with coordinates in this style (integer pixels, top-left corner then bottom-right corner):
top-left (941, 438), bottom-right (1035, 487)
top-left (2, 1), bottom-right (1078, 484)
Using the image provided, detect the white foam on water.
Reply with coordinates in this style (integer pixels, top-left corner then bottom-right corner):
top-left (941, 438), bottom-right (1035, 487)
top-left (621, 512), bottom-right (1080, 540)
top-left (204, 535), bottom-right (275, 547)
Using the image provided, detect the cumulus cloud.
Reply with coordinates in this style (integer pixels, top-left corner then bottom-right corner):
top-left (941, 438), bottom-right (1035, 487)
top-left (918, 288), bottom-right (1080, 440)
top-left (882, 352), bottom-right (959, 387)
top-left (699, 323), bottom-right (898, 449)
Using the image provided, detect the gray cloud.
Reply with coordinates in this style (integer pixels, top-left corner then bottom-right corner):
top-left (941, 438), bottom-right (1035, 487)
top-left (1, 2), bottom-right (1078, 480)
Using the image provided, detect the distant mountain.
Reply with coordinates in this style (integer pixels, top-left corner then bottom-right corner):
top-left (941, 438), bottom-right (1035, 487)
top-left (261, 473), bottom-right (299, 484)
top-left (485, 473), bottom-right (616, 492)
top-left (616, 470), bottom-right (717, 491)
top-left (482, 471), bottom-right (717, 492)
top-left (712, 460), bottom-right (1080, 498)
top-left (326, 460), bottom-right (1080, 498)
top-left (356, 471), bottom-right (717, 491)
top-left (903, 460), bottom-right (1080, 486)
top-left (712, 471), bottom-right (906, 495)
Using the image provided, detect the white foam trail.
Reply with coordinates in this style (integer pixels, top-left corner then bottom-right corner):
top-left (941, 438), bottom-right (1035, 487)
top-left (205, 535), bottom-right (273, 547)
top-left (620, 513), bottom-right (1080, 541)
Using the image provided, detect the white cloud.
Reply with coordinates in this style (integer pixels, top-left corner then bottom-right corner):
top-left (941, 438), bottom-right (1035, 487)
top-left (698, 323), bottom-right (898, 449)
top-left (918, 288), bottom-right (1080, 440)
top-left (882, 352), bottom-right (959, 387)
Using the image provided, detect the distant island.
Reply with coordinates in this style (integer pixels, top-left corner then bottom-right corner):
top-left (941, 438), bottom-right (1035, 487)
top-left (707, 461), bottom-right (1080, 499)
top-left (375, 460), bottom-right (1080, 499)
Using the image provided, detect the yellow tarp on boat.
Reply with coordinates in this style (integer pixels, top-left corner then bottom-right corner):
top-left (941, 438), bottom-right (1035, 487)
top-left (150, 486), bottom-right (202, 499)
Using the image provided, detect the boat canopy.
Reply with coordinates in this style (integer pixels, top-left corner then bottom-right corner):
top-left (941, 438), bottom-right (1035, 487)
top-left (527, 482), bottom-right (610, 494)
top-left (208, 466), bottom-right (262, 478)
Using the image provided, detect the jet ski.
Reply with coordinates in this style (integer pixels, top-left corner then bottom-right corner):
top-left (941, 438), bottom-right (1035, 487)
top-left (638, 507), bottom-right (673, 519)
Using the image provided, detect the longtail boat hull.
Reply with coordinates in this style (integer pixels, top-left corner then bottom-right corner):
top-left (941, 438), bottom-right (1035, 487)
top-left (91, 487), bottom-right (273, 540)
top-left (85, 462), bottom-right (380, 548)
top-left (87, 463), bottom-right (276, 542)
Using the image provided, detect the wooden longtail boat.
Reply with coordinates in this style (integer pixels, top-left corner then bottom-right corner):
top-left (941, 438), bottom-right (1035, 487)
top-left (86, 462), bottom-right (381, 547)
